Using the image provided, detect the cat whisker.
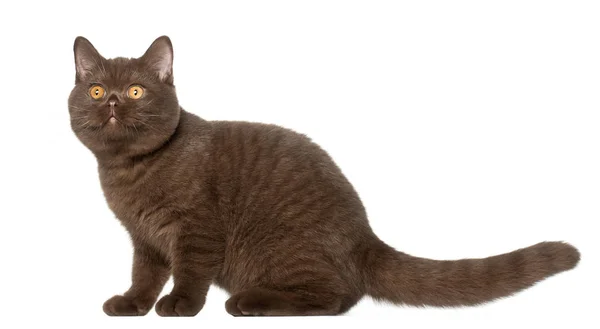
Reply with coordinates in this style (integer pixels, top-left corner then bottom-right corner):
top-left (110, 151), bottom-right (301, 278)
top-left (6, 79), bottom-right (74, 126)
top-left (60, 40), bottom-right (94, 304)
top-left (70, 114), bottom-right (92, 119)
top-left (130, 117), bottom-right (165, 134)
top-left (130, 121), bottom-right (140, 136)
top-left (123, 122), bottom-right (132, 137)
top-left (68, 105), bottom-right (89, 112)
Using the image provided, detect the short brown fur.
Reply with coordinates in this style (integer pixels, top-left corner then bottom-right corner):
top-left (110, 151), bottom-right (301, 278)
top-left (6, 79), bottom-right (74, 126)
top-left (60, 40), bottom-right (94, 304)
top-left (68, 36), bottom-right (580, 317)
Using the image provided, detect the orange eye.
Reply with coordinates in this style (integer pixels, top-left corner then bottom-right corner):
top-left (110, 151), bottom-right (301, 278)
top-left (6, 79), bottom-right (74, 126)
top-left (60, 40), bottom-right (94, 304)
top-left (89, 85), bottom-right (105, 99)
top-left (128, 85), bottom-right (144, 99)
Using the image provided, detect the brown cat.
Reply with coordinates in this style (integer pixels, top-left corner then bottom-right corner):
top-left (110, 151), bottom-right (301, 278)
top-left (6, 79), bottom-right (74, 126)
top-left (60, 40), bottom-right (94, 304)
top-left (68, 36), bottom-right (580, 317)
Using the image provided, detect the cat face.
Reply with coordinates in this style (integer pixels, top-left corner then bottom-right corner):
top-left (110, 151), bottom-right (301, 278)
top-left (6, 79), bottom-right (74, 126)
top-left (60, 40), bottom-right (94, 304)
top-left (68, 36), bottom-right (180, 157)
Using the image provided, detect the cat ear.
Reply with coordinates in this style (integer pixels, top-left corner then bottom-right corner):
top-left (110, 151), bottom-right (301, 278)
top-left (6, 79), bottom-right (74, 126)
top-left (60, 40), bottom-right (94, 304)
top-left (141, 36), bottom-right (174, 84)
top-left (73, 37), bottom-right (104, 82)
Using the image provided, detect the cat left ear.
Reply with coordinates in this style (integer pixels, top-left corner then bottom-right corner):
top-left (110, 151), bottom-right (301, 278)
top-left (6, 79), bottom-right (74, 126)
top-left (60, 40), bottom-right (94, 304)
top-left (141, 36), bottom-right (174, 84)
top-left (73, 37), bottom-right (104, 82)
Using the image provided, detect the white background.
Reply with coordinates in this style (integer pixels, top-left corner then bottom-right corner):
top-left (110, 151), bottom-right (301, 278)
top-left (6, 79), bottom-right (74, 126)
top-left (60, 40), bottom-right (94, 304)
top-left (0, 1), bottom-right (598, 328)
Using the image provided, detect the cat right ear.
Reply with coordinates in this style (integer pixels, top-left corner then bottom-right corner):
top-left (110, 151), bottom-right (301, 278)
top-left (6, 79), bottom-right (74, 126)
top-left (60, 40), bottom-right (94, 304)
top-left (141, 36), bottom-right (174, 84)
top-left (73, 37), bottom-right (104, 82)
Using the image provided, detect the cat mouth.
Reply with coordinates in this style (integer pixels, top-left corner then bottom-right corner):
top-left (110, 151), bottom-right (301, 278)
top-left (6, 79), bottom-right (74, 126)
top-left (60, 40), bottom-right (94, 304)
top-left (103, 115), bottom-right (122, 127)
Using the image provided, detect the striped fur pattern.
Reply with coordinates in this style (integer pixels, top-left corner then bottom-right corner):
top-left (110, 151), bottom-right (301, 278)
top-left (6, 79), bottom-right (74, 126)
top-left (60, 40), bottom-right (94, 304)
top-left (68, 36), bottom-right (580, 317)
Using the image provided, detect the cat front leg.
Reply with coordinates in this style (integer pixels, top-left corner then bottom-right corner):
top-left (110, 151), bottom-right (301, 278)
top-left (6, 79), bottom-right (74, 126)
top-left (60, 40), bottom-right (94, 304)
top-left (103, 244), bottom-right (170, 316)
top-left (155, 223), bottom-right (224, 317)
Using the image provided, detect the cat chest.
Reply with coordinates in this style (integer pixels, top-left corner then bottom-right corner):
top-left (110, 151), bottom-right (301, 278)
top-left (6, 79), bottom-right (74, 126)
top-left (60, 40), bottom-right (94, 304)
top-left (104, 184), bottom-right (178, 260)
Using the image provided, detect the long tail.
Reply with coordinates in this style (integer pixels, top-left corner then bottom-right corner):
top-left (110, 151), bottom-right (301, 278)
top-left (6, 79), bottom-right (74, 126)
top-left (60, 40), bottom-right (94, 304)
top-left (363, 240), bottom-right (580, 306)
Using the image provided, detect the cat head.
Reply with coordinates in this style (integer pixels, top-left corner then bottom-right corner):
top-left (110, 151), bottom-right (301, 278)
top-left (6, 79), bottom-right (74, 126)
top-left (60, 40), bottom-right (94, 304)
top-left (68, 36), bottom-right (180, 158)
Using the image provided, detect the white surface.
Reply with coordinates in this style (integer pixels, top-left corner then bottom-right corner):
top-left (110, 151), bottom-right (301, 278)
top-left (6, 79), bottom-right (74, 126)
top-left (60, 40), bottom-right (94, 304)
top-left (0, 1), bottom-right (598, 328)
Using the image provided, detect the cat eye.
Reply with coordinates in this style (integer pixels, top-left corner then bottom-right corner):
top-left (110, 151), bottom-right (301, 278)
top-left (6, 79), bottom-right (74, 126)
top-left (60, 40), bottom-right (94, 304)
top-left (127, 85), bottom-right (145, 99)
top-left (89, 85), bottom-right (105, 100)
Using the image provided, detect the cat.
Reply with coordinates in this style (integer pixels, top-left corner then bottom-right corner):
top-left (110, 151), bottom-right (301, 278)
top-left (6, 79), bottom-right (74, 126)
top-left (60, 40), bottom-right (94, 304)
top-left (68, 36), bottom-right (580, 317)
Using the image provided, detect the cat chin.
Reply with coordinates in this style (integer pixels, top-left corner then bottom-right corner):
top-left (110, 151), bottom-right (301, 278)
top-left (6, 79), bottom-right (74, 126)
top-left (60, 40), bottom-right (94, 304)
top-left (77, 124), bottom-right (132, 145)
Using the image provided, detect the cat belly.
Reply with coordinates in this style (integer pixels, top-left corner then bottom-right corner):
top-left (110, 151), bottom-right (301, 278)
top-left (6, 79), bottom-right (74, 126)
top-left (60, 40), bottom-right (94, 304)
top-left (214, 244), bottom-right (271, 294)
top-left (213, 229), bottom-right (356, 295)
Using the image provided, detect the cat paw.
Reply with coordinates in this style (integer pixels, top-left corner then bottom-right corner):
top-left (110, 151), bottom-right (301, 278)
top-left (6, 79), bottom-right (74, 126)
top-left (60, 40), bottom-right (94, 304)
top-left (155, 294), bottom-right (203, 316)
top-left (225, 294), bottom-right (252, 316)
top-left (103, 295), bottom-right (153, 316)
top-left (225, 292), bottom-right (271, 316)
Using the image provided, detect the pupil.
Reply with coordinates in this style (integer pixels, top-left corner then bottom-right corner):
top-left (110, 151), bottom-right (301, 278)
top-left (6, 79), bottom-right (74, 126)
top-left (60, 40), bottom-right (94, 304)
top-left (134, 90), bottom-right (138, 95)
top-left (95, 90), bottom-right (99, 95)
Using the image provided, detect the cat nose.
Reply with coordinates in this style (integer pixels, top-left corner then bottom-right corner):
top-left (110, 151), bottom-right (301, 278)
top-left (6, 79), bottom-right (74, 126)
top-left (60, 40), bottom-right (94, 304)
top-left (107, 95), bottom-right (119, 107)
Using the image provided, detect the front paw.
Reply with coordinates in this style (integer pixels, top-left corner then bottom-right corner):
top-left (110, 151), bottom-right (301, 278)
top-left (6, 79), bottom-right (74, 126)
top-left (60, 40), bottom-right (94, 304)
top-left (155, 294), bottom-right (204, 316)
top-left (103, 295), bottom-right (153, 316)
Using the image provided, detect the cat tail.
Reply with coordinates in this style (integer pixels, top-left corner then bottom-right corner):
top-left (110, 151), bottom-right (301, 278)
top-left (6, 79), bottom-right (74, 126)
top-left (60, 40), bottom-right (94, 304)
top-left (362, 240), bottom-right (580, 307)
